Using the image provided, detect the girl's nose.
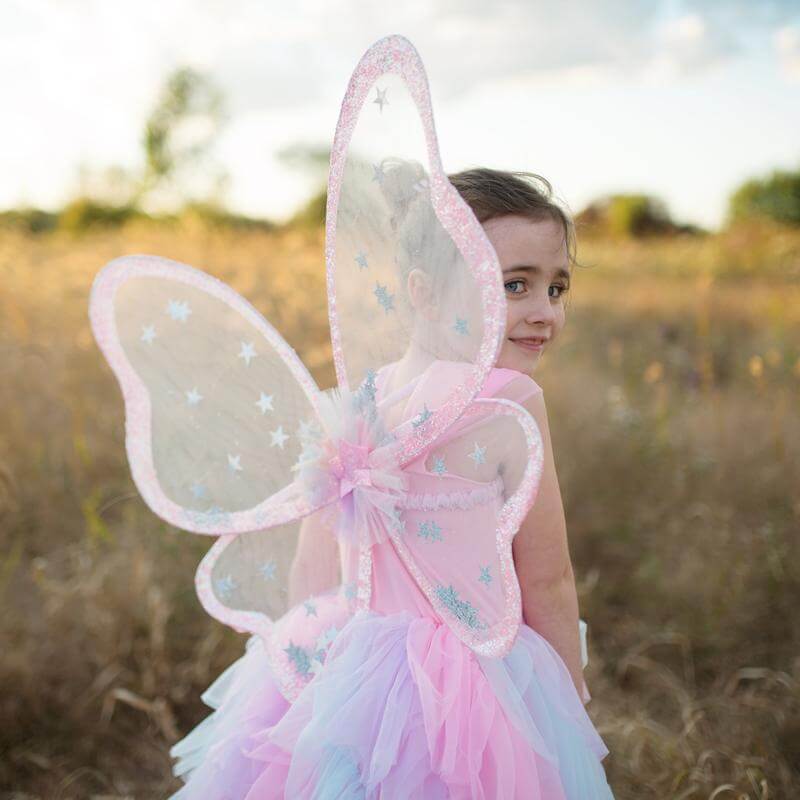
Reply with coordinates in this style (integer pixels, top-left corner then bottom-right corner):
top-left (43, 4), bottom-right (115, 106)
top-left (524, 292), bottom-right (556, 326)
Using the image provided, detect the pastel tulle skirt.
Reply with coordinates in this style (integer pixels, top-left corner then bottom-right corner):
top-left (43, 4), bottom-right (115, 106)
top-left (170, 610), bottom-right (614, 799)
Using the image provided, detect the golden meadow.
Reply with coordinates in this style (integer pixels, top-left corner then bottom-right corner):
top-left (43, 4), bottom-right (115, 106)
top-left (1, 217), bottom-right (798, 798)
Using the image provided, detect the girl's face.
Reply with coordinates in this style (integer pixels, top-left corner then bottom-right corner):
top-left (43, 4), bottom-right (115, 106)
top-left (482, 214), bottom-right (571, 373)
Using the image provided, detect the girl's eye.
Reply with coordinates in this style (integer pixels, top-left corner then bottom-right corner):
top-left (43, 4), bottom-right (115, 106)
top-left (505, 280), bottom-right (570, 298)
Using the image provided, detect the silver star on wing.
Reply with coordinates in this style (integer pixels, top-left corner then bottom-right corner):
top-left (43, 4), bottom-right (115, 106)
top-left (215, 574), bottom-right (236, 597)
top-left (189, 482), bottom-right (206, 499)
top-left (256, 392), bottom-right (274, 414)
top-left (354, 251), bottom-right (369, 269)
top-left (412, 404), bottom-right (432, 428)
top-left (260, 560), bottom-right (277, 581)
top-left (298, 418), bottom-right (321, 440)
top-left (468, 442), bottom-right (487, 466)
top-left (431, 455), bottom-right (446, 476)
top-left (417, 520), bottom-right (443, 542)
top-left (140, 324), bottom-right (156, 344)
top-left (238, 341), bottom-right (257, 366)
top-left (166, 299), bottom-right (191, 322)
top-left (227, 453), bottom-right (243, 472)
top-left (479, 565), bottom-right (492, 585)
top-left (270, 426), bottom-right (289, 449)
top-left (373, 86), bottom-right (388, 112)
top-left (186, 387), bottom-right (203, 406)
top-left (303, 600), bottom-right (318, 617)
top-left (371, 162), bottom-right (386, 184)
top-left (373, 282), bottom-right (394, 313)
top-left (453, 317), bottom-right (469, 336)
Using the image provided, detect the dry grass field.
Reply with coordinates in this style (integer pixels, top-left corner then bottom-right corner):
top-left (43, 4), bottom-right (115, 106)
top-left (1, 219), bottom-right (798, 798)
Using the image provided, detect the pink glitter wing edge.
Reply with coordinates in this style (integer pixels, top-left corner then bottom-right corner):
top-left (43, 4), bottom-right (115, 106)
top-left (325, 34), bottom-right (507, 468)
top-left (88, 253), bottom-right (327, 536)
top-left (388, 397), bottom-right (545, 658)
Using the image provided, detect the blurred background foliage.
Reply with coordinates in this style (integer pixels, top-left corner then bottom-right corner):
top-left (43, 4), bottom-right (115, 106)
top-left (1, 65), bottom-right (799, 799)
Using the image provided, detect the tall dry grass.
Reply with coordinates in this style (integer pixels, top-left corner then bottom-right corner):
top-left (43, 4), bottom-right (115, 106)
top-left (1, 220), bottom-right (798, 798)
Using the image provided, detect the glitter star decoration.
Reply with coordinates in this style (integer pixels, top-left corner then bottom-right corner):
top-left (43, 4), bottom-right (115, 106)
top-left (468, 442), bottom-right (487, 467)
top-left (359, 368), bottom-right (377, 404)
top-left (186, 387), bottom-right (203, 406)
top-left (417, 520), bottom-right (443, 542)
top-left (431, 455), bottom-right (446, 476)
top-left (270, 426), bottom-right (289, 449)
top-left (256, 392), bottom-right (274, 414)
top-left (237, 341), bottom-right (257, 366)
top-left (373, 86), bottom-right (388, 112)
top-left (297, 418), bottom-right (322, 440)
top-left (412, 404), bottom-right (432, 428)
top-left (227, 453), bottom-right (243, 472)
top-left (373, 282), bottom-right (395, 313)
top-left (189, 482), bottom-right (206, 499)
top-left (215, 574), bottom-right (236, 597)
top-left (283, 641), bottom-right (311, 676)
top-left (259, 560), bottom-right (277, 581)
top-left (371, 162), bottom-right (386, 184)
top-left (453, 317), bottom-right (469, 336)
top-left (479, 565), bottom-right (492, 585)
top-left (166, 299), bottom-right (191, 322)
top-left (303, 600), bottom-right (318, 617)
top-left (140, 324), bottom-right (156, 344)
top-left (434, 584), bottom-right (485, 630)
top-left (354, 251), bottom-right (369, 269)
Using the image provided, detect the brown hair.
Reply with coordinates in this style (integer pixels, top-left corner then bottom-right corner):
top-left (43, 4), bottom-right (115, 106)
top-left (447, 167), bottom-right (579, 270)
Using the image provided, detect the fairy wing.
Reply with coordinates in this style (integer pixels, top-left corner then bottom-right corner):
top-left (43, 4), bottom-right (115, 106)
top-left (89, 255), bottom-right (345, 640)
top-left (383, 366), bottom-right (546, 658)
top-left (89, 254), bottom-right (327, 533)
top-left (326, 34), bottom-right (505, 465)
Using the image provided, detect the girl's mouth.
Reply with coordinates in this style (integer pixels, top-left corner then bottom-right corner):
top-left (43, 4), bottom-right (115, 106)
top-left (510, 337), bottom-right (547, 352)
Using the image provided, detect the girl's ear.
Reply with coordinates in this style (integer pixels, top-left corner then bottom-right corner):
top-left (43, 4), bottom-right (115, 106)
top-left (407, 267), bottom-right (440, 321)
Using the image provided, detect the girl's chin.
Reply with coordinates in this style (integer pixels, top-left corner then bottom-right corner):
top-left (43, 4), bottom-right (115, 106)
top-left (496, 349), bottom-right (541, 372)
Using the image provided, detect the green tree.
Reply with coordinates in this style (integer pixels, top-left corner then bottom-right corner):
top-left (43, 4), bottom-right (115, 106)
top-left (727, 168), bottom-right (800, 227)
top-left (137, 66), bottom-right (229, 209)
top-left (577, 193), bottom-right (676, 238)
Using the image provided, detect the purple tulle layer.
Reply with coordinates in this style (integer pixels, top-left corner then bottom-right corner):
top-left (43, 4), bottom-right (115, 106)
top-left (170, 610), bottom-right (613, 799)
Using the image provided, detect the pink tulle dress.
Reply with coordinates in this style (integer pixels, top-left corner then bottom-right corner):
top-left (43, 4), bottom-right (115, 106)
top-left (169, 363), bottom-right (614, 799)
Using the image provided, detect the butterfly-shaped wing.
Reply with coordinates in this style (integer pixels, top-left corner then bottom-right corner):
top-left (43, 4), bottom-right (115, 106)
top-left (388, 395), bottom-right (545, 658)
top-left (327, 35), bottom-right (506, 466)
top-left (90, 255), bottom-right (337, 641)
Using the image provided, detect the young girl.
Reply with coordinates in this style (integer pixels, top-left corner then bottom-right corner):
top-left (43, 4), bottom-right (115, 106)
top-left (167, 165), bottom-right (614, 799)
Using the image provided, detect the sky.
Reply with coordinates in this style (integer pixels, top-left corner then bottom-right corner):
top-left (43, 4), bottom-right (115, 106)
top-left (2, 0), bottom-right (799, 230)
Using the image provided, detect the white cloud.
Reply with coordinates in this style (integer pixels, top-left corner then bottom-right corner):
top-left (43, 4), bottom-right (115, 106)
top-left (641, 12), bottom-right (740, 80)
top-left (1, 0), bottom-right (799, 227)
top-left (774, 25), bottom-right (800, 81)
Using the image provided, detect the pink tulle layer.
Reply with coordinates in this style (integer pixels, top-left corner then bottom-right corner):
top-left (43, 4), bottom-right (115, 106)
top-left (170, 610), bottom-right (613, 799)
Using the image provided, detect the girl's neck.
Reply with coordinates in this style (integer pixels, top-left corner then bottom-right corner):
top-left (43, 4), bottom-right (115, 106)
top-left (385, 340), bottom-right (437, 396)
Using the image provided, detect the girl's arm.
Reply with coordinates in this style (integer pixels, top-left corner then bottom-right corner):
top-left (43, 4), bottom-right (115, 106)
top-left (288, 507), bottom-right (341, 607)
top-left (511, 391), bottom-right (585, 697)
